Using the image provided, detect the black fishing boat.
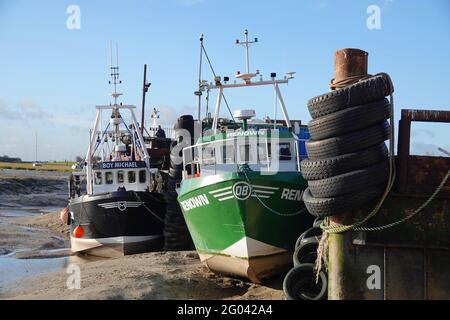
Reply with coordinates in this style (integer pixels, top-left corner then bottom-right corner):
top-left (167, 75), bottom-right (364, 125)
top-left (65, 56), bottom-right (170, 257)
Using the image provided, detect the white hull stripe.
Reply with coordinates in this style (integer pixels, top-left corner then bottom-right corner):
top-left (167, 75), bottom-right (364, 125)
top-left (218, 195), bottom-right (235, 202)
top-left (209, 184), bottom-right (279, 201)
top-left (209, 186), bottom-right (233, 194)
top-left (251, 185), bottom-right (279, 191)
top-left (212, 190), bottom-right (233, 198)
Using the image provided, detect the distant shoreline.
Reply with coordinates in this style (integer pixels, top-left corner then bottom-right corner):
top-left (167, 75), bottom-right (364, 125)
top-left (0, 162), bottom-right (74, 173)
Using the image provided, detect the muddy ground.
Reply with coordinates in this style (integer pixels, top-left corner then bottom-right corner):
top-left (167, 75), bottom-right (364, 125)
top-left (0, 169), bottom-right (284, 300)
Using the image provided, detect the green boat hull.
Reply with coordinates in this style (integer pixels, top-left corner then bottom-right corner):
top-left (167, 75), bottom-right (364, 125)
top-left (178, 171), bottom-right (313, 282)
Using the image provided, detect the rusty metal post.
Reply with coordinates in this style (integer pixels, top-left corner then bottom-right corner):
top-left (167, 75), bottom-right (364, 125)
top-left (397, 110), bottom-right (411, 193)
top-left (328, 48), bottom-right (369, 299)
top-left (330, 48), bottom-right (368, 89)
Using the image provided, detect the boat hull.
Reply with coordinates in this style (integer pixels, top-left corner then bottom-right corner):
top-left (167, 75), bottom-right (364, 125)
top-left (69, 190), bottom-right (166, 257)
top-left (177, 171), bottom-right (313, 282)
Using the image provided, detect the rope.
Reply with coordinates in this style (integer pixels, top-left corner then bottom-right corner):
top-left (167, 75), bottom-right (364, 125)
top-left (201, 43), bottom-right (235, 122)
top-left (330, 74), bottom-right (371, 90)
top-left (237, 164), bottom-right (307, 217)
top-left (352, 169), bottom-right (449, 232)
top-left (132, 191), bottom-right (165, 224)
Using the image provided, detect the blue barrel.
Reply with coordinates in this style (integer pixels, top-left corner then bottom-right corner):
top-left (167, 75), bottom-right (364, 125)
top-left (296, 127), bottom-right (310, 160)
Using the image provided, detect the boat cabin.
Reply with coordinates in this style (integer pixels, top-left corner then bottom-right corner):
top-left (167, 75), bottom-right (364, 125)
top-left (92, 161), bottom-right (150, 193)
top-left (182, 129), bottom-right (300, 179)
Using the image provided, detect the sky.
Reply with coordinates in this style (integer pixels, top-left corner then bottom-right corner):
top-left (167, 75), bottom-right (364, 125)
top-left (0, 0), bottom-right (449, 161)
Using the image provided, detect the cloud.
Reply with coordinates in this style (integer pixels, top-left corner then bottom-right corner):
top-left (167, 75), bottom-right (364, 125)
top-left (410, 141), bottom-right (450, 156)
top-left (152, 105), bottom-right (196, 127)
top-left (0, 99), bottom-right (50, 121)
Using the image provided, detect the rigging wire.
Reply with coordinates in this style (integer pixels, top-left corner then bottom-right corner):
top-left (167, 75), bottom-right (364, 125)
top-left (200, 42), bottom-right (235, 122)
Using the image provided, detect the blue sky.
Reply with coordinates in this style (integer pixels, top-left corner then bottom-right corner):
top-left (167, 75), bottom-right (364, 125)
top-left (0, 0), bottom-right (449, 161)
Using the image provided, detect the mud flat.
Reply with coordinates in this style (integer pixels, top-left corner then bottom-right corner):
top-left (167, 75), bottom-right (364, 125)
top-left (0, 170), bottom-right (283, 300)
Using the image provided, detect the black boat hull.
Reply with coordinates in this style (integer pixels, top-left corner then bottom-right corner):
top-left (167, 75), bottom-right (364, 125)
top-left (69, 190), bottom-right (166, 257)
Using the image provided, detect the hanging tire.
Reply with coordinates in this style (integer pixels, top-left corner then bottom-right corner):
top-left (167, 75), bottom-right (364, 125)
top-left (295, 226), bottom-right (322, 249)
top-left (163, 191), bottom-right (192, 251)
top-left (308, 160), bottom-right (389, 198)
top-left (303, 185), bottom-right (385, 218)
top-left (301, 143), bottom-right (388, 181)
top-left (283, 263), bottom-right (327, 300)
top-left (307, 74), bottom-right (393, 119)
top-left (308, 99), bottom-right (390, 140)
top-left (294, 237), bottom-right (319, 266)
top-left (169, 167), bottom-right (182, 180)
top-left (305, 121), bottom-right (390, 160)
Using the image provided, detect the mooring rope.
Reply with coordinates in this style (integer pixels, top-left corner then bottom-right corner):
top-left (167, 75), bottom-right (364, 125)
top-left (238, 164), bottom-right (307, 217)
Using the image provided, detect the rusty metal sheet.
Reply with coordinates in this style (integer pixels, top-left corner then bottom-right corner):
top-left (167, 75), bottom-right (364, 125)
top-left (365, 195), bottom-right (450, 248)
top-left (403, 156), bottom-right (450, 196)
top-left (426, 249), bottom-right (450, 300)
top-left (385, 248), bottom-right (424, 300)
top-left (402, 109), bottom-right (450, 122)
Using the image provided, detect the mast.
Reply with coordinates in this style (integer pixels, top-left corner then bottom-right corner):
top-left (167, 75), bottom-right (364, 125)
top-left (35, 132), bottom-right (38, 163)
top-left (207, 30), bottom-right (295, 134)
top-left (236, 29), bottom-right (258, 75)
top-left (141, 64), bottom-right (151, 134)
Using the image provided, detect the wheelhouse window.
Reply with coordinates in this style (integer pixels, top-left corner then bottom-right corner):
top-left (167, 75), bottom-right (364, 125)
top-left (94, 172), bottom-right (102, 185)
top-left (139, 170), bottom-right (146, 183)
top-left (128, 171), bottom-right (136, 183)
top-left (221, 144), bottom-right (235, 164)
top-left (279, 143), bottom-right (292, 161)
top-left (202, 145), bottom-right (216, 166)
top-left (238, 144), bottom-right (256, 163)
top-left (117, 170), bottom-right (124, 183)
top-left (105, 172), bottom-right (113, 184)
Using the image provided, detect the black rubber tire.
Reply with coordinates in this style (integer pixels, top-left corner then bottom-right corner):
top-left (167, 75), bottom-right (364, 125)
top-left (170, 153), bottom-right (183, 170)
top-left (308, 160), bottom-right (389, 198)
top-left (307, 74), bottom-right (393, 119)
top-left (295, 226), bottom-right (322, 249)
top-left (283, 263), bottom-right (327, 300)
top-left (163, 191), bottom-right (192, 251)
top-left (294, 237), bottom-right (319, 267)
top-left (303, 185), bottom-right (385, 218)
top-left (308, 99), bottom-right (390, 140)
top-left (169, 167), bottom-right (182, 180)
top-left (305, 121), bottom-right (390, 160)
top-left (301, 143), bottom-right (388, 181)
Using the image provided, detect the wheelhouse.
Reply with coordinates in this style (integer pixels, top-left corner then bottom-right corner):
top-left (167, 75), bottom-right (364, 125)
top-left (182, 129), bottom-right (300, 179)
top-left (91, 161), bottom-right (152, 193)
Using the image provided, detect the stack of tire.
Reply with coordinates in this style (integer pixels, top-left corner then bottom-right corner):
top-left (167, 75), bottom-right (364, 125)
top-left (282, 74), bottom-right (394, 300)
top-left (283, 217), bottom-right (327, 300)
top-left (301, 74), bottom-right (394, 218)
top-left (163, 115), bottom-right (195, 251)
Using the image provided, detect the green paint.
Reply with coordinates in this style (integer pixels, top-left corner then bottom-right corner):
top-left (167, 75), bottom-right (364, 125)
top-left (178, 171), bottom-right (313, 255)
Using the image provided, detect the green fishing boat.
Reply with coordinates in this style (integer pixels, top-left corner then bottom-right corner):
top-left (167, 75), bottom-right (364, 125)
top-left (177, 30), bottom-right (313, 283)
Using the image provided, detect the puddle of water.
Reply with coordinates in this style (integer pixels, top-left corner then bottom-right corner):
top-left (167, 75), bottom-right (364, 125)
top-left (0, 207), bottom-right (62, 217)
top-left (0, 256), bottom-right (70, 289)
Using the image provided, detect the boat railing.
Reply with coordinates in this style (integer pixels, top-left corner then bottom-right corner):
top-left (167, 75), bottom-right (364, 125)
top-left (181, 134), bottom-right (300, 179)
